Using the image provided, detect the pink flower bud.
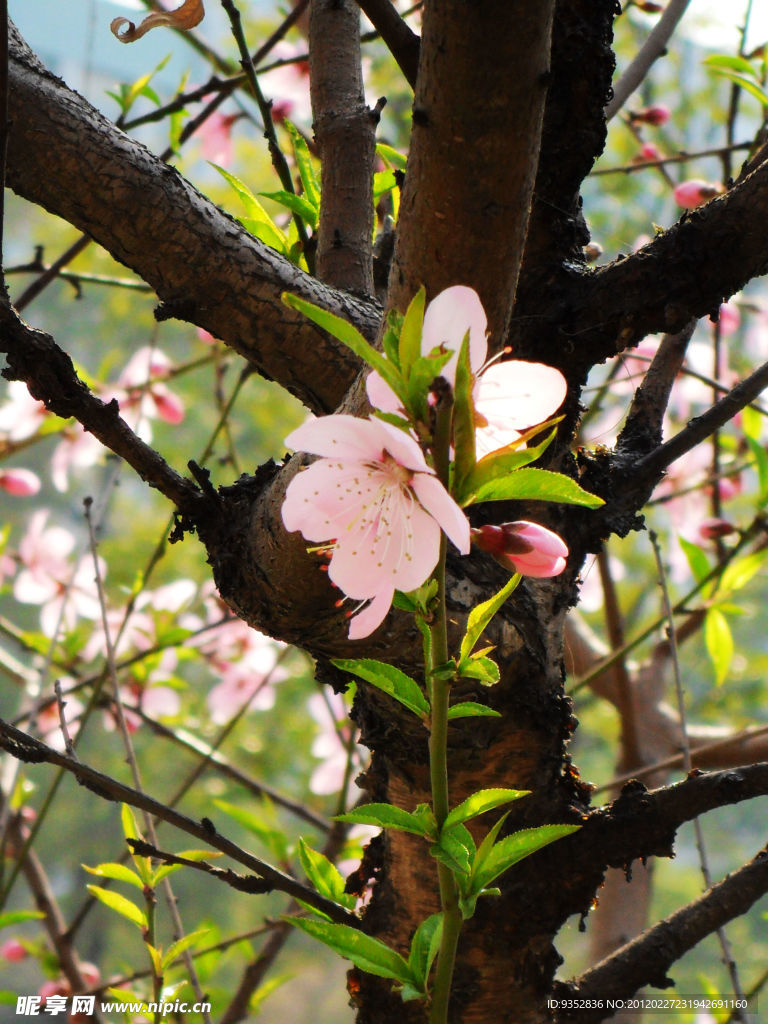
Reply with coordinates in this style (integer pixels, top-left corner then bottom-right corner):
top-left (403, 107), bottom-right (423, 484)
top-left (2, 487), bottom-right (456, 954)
top-left (472, 521), bottom-right (568, 578)
top-left (697, 518), bottom-right (737, 542)
top-left (634, 105), bottom-right (670, 126)
top-left (673, 179), bottom-right (723, 209)
top-left (636, 1), bottom-right (664, 11)
top-left (636, 142), bottom-right (663, 162)
top-left (0, 468), bottom-right (41, 496)
top-left (1, 938), bottom-right (28, 962)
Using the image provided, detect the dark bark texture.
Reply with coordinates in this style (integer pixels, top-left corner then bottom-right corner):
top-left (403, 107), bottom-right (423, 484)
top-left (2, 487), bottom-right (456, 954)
top-left (5, 4), bottom-right (768, 1023)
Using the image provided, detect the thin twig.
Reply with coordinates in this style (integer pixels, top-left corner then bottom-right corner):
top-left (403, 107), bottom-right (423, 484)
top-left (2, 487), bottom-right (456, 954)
top-left (606, 0), bottom-right (693, 121)
top-left (220, 0), bottom-right (312, 264)
top-left (0, 716), bottom-right (358, 925)
top-left (650, 530), bottom-right (747, 1018)
top-left (633, 359), bottom-right (768, 483)
top-left (84, 499), bottom-right (212, 1023)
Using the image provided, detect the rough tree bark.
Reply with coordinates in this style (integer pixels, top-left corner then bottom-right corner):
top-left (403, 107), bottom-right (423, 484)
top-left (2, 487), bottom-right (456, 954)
top-left (4, 3), bottom-right (768, 1023)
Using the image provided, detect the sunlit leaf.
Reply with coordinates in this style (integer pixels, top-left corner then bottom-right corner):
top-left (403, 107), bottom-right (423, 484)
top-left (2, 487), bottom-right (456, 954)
top-left (86, 886), bottom-right (147, 929)
top-left (332, 658), bottom-right (430, 718)
top-left (446, 701), bottom-right (501, 720)
top-left (468, 468), bottom-right (604, 507)
top-left (335, 804), bottom-right (435, 839)
top-left (459, 575), bottom-right (521, 663)
top-left (288, 919), bottom-right (415, 985)
top-left (444, 789), bottom-right (529, 829)
top-left (704, 607), bottom-right (733, 686)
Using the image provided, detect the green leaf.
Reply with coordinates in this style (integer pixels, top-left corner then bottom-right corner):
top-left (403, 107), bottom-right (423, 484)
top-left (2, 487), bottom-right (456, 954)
top-left (376, 142), bottom-right (408, 170)
top-left (161, 928), bottom-right (209, 971)
top-left (285, 121), bottom-right (321, 209)
top-left (260, 190), bottom-right (318, 230)
top-left (456, 656), bottom-right (500, 686)
top-left (147, 943), bottom-right (163, 977)
top-left (298, 838), bottom-right (356, 909)
top-left (471, 825), bottom-right (580, 893)
top-left (0, 910), bottom-right (45, 929)
top-left (399, 287), bottom-right (426, 376)
top-left (404, 348), bottom-right (453, 422)
top-left (468, 467), bottom-right (604, 507)
top-left (86, 886), bottom-right (147, 930)
top-left (720, 551), bottom-right (767, 593)
top-left (288, 919), bottom-right (415, 985)
top-left (444, 789), bottom-right (529, 830)
top-left (373, 169), bottom-right (398, 203)
top-left (742, 404), bottom-right (763, 442)
top-left (407, 913), bottom-right (443, 991)
top-left (430, 823), bottom-right (474, 876)
top-left (210, 165), bottom-right (289, 252)
top-left (332, 658), bottom-right (430, 719)
top-left (213, 799), bottom-right (289, 861)
top-left (122, 54), bottom-right (171, 114)
top-left (703, 54), bottom-right (759, 77)
top-left (241, 216), bottom-right (291, 255)
top-left (453, 332), bottom-right (477, 493)
top-left (458, 428), bottom-right (558, 504)
top-left (746, 436), bottom-right (768, 505)
top-left (459, 575), bottom-right (521, 663)
top-left (704, 607), bottom-right (733, 686)
top-left (335, 804), bottom-right (435, 839)
top-left (705, 68), bottom-right (768, 107)
top-left (82, 862), bottom-right (144, 890)
top-left (282, 294), bottom-right (405, 398)
top-left (678, 536), bottom-right (711, 586)
top-left (446, 701), bottom-right (501, 720)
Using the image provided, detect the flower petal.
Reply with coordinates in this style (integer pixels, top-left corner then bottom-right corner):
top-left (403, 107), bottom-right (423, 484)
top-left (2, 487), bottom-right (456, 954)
top-left (366, 371), bottom-right (401, 414)
top-left (475, 361), bottom-right (567, 431)
top-left (348, 586), bottom-right (395, 639)
top-left (410, 473), bottom-right (470, 554)
top-left (422, 286), bottom-right (488, 381)
top-left (286, 415), bottom-right (386, 461)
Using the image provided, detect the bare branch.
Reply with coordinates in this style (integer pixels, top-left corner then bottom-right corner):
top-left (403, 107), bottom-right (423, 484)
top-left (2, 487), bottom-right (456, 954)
top-left (605, 0), bottom-right (693, 120)
top-left (559, 843), bottom-right (768, 1020)
top-left (310, 0), bottom-right (377, 294)
top-left (0, 717), bottom-right (358, 926)
top-left (6, 20), bottom-right (378, 414)
top-left (356, 0), bottom-right (419, 86)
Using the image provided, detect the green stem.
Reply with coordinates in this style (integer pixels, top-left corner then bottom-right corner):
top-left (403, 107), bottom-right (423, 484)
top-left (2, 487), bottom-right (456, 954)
top-left (426, 398), bottom-right (463, 1023)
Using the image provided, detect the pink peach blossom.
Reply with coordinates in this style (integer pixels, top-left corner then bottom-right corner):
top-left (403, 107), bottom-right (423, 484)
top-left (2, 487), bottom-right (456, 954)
top-left (472, 521), bottom-right (568, 578)
top-left (0, 380), bottom-right (48, 441)
top-left (366, 286), bottom-right (567, 459)
top-left (282, 414), bottom-right (470, 638)
top-left (0, 467), bottom-right (41, 496)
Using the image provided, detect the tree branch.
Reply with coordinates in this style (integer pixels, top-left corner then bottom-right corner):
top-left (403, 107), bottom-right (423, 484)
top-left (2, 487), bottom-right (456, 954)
top-left (0, 717), bottom-right (357, 926)
top-left (6, 21), bottom-right (378, 414)
top-left (0, 301), bottom-right (206, 516)
top-left (559, 156), bottom-right (768, 375)
top-left (310, 0), bottom-right (377, 294)
top-left (573, 764), bottom-right (768, 874)
top-left (356, 0), bottom-right (419, 87)
top-left (558, 843), bottom-right (768, 1020)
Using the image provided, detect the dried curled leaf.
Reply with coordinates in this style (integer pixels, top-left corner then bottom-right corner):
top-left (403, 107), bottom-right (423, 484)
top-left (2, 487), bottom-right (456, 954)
top-left (111, 0), bottom-right (205, 43)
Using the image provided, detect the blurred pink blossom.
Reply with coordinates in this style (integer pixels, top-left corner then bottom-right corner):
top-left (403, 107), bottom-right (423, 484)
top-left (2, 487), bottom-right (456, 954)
top-left (260, 44), bottom-right (312, 126)
top-left (673, 179), bottom-right (723, 209)
top-left (307, 690), bottom-right (365, 799)
top-left (109, 346), bottom-right (185, 434)
top-left (0, 467), bottom-right (40, 496)
top-left (13, 511), bottom-right (104, 635)
top-left (196, 111), bottom-right (239, 166)
top-left (0, 938), bottom-right (28, 962)
top-left (50, 426), bottom-right (104, 492)
top-left (0, 381), bottom-right (48, 441)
